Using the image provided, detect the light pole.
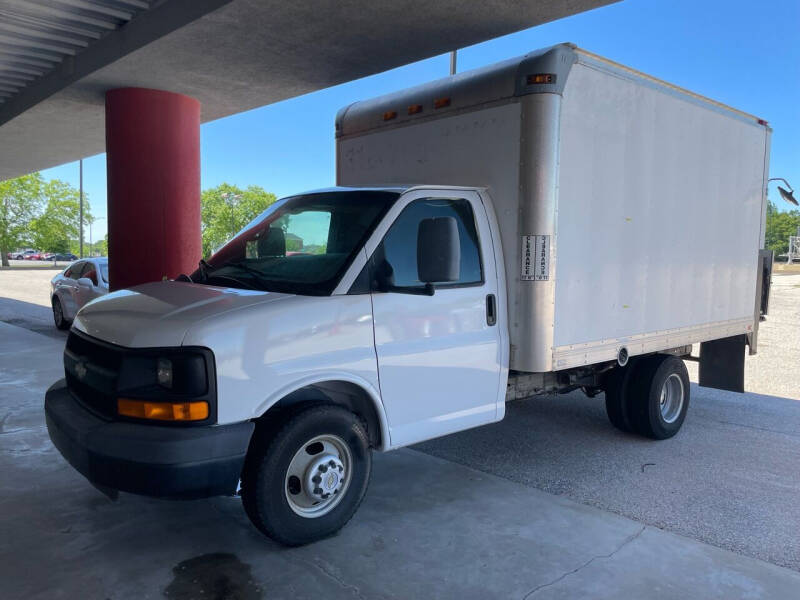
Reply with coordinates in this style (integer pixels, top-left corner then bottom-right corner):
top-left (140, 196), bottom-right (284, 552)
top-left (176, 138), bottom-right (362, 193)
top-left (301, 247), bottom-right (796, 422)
top-left (768, 178), bottom-right (797, 206)
top-left (79, 159), bottom-right (84, 258)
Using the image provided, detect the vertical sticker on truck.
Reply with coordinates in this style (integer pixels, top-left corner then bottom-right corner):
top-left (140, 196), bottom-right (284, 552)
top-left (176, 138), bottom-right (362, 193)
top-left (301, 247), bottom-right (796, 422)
top-left (521, 235), bottom-right (550, 281)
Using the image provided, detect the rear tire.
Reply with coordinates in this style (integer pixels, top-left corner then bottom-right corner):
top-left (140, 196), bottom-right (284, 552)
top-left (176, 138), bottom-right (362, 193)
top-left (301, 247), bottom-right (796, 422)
top-left (629, 355), bottom-right (690, 439)
top-left (52, 297), bottom-right (70, 330)
top-left (241, 405), bottom-right (371, 546)
top-left (603, 360), bottom-right (640, 433)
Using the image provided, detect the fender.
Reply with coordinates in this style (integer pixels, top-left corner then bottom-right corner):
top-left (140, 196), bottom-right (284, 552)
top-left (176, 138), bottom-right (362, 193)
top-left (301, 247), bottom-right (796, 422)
top-left (52, 288), bottom-right (75, 321)
top-left (252, 370), bottom-right (392, 451)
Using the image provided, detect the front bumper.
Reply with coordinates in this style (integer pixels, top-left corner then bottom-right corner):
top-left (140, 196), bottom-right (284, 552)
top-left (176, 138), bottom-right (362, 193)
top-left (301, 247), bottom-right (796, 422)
top-left (45, 379), bottom-right (254, 499)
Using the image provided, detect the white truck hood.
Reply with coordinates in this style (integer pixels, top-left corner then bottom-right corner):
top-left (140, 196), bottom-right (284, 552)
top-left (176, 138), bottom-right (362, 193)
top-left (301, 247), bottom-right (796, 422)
top-left (73, 281), bottom-right (293, 348)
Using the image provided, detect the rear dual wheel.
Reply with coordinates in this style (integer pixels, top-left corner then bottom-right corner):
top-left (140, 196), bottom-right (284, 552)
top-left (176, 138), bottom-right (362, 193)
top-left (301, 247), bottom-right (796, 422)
top-left (604, 354), bottom-right (689, 439)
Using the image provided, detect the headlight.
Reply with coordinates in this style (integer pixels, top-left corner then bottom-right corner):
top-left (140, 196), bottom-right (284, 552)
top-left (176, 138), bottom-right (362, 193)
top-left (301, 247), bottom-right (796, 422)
top-left (118, 352), bottom-right (209, 396)
top-left (156, 358), bottom-right (173, 388)
top-left (115, 348), bottom-right (216, 424)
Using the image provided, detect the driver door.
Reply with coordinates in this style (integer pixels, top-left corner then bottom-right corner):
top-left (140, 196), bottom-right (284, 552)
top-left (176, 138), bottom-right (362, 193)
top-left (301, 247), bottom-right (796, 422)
top-left (366, 190), bottom-right (504, 447)
top-left (74, 262), bottom-right (101, 310)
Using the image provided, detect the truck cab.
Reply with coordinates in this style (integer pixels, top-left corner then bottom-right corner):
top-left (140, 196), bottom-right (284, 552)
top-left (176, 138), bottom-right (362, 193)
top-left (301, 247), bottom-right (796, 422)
top-left (45, 185), bottom-right (508, 546)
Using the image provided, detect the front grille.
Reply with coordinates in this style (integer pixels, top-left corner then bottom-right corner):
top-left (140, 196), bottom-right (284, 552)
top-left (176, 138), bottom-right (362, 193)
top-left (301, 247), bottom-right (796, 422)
top-left (66, 331), bottom-right (123, 371)
top-left (65, 372), bottom-right (115, 419)
top-left (64, 331), bottom-right (122, 419)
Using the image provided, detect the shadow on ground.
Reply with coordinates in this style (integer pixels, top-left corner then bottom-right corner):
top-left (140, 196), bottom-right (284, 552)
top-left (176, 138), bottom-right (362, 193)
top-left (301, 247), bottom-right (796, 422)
top-left (416, 386), bottom-right (800, 570)
top-left (0, 297), bottom-right (66, 340)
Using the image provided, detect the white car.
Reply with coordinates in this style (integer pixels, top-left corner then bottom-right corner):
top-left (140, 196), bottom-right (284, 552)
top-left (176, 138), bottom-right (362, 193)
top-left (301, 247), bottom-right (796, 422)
top-left (50, 257), bottom-right (109, 330)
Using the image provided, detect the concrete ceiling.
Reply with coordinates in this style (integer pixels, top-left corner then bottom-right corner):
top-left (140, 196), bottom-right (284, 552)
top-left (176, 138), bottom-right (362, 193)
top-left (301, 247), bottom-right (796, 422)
top-left (0, 0), bottom-right (616, 181)
top-left (0, 1), bottom-right (153, 107)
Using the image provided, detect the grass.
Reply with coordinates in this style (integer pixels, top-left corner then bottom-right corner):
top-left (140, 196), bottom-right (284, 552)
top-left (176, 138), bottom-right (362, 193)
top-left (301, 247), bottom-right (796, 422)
top-left (773, 263), bottom-right (800, 274)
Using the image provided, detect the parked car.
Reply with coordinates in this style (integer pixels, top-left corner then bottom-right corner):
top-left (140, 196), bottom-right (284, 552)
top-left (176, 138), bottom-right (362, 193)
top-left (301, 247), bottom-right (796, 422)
top-left (53, 253), bottom-right (78, 261)
top-left (11, 249), bottom-right (36, 260)
top-left (41, 252), bottom-right (55, 261)
top-left (49, 257), bottom-right (109, 330)
top-left (25, 251), bottom-right (44, 260)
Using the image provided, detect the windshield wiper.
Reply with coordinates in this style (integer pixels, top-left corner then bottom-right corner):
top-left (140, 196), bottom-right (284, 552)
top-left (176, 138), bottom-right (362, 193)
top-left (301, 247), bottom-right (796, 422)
top-left (204, 273), bottom-right (257, 290)
top-left (197, 259), bottom-right (212, 282)
top-left (210, 260), bottom-right (276, 289)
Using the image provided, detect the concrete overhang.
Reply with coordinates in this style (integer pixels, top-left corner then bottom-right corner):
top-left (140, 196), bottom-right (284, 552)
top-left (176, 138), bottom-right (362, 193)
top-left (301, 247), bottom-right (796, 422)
top-left (0, 0), bottom-right (616, 181)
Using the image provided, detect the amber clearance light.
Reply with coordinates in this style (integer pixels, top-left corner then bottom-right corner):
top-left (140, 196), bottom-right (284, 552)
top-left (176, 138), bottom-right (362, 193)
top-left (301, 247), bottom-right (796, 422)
top-left (117, 398), bottom-right (209, 422)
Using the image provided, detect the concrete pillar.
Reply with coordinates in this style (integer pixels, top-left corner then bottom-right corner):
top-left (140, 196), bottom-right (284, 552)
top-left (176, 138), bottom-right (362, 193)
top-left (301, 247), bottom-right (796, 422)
top-left (105, 88), bottom-right (201, 291)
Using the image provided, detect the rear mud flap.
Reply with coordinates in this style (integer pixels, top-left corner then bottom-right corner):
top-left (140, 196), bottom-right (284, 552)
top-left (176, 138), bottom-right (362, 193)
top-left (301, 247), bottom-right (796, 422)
top-left (699, 334), bottom-right (746, 393)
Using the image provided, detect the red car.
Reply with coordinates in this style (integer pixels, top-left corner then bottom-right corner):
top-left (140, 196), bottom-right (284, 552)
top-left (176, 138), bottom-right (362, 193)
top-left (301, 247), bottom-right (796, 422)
top-left (25, 252), bottom-right (44, 260)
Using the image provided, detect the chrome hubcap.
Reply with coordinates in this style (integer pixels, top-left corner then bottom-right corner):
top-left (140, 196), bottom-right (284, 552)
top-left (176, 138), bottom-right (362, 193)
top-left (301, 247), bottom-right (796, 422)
top-left (285, 434), bottom-right (351, 518)
top-left (659, 373), bottom-right (684, 424)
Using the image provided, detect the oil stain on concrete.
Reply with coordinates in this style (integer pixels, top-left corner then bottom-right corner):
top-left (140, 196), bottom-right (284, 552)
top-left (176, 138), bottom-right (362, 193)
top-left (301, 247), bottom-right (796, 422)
top-left (164, 553), bottom-right (262, 600)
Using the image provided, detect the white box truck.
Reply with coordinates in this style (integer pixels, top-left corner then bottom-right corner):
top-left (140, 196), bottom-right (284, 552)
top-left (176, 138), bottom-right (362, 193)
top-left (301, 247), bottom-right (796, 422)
top-left (46, 44), bottom-right (772, 545)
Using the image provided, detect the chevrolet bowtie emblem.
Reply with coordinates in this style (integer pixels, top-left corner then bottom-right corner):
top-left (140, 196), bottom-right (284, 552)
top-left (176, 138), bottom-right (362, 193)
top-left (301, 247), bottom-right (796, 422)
top-left (74, 361), bottom-right (88, 380)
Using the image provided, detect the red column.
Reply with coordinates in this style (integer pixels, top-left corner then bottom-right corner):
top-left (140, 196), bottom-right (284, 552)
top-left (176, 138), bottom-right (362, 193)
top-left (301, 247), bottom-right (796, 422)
top-left (105, 88), bottom-right (201, 291)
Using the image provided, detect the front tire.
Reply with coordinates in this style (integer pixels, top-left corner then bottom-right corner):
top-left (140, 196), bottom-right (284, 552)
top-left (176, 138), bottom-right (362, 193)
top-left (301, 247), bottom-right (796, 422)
top-left (52, 297), bottom-right (70, 330)
top-left (629, 355), bottom-right (690, 439)
top-left (241, 405), bottom-right (372, 546)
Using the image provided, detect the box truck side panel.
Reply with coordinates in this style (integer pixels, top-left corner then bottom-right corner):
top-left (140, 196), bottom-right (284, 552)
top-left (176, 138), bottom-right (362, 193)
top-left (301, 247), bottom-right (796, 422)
top-left (552, 60), bottom-right (768, 369)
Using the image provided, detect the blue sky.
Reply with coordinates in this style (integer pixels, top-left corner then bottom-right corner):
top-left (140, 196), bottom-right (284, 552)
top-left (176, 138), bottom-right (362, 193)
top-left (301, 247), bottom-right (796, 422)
top-left (42, 0), bottom-right (800, 244)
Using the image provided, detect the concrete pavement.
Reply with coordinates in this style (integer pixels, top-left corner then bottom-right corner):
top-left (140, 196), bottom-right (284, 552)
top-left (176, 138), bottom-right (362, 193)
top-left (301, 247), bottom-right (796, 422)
top-left (417, 273), bottom-right (800, 572)
top-left (2, 322), bottom-right (800, 599)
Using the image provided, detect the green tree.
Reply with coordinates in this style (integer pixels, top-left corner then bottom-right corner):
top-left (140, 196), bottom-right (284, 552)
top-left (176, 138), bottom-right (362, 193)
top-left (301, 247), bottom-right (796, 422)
top-left (30, 179), bottom-right (91, 256)
top-left (201, 183), bottom-right (277, 258)
top-left (764, 200), bottom-right (800, 256)
top-left (90, 235), bottom-right (108, 257)
top-left (0, 173), bottom-right (45, 267)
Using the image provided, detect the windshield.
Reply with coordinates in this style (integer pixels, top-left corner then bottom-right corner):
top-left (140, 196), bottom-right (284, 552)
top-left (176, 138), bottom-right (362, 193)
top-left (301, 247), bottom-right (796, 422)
top-left (195, 190), bottom-right (398, 295)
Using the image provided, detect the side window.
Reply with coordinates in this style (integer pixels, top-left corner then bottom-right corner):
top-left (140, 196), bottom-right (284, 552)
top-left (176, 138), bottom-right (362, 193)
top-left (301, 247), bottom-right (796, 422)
top-left (80, 262), bottom-right (98, 286)
top-left (66, 262), bottom-right (84, 280)
top-left (373, 198), bottom-right (483, 289)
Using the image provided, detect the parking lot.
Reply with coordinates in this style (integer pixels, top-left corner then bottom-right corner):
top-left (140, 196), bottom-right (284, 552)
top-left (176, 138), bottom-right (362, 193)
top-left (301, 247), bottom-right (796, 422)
top-left (1, 268), bottom-right (799, 598)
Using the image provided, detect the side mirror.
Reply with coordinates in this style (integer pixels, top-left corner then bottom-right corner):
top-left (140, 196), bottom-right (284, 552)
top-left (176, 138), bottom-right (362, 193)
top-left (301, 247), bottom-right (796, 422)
top-left (77, 277), bottom-right (93, 288)
top-left (417, 217), bottom-right (460, 284)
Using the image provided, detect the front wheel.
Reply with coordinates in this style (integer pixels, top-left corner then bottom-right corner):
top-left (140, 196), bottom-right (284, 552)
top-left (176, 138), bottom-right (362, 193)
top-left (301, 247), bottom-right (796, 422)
top-left (241, 405), bottom-right (372, 546)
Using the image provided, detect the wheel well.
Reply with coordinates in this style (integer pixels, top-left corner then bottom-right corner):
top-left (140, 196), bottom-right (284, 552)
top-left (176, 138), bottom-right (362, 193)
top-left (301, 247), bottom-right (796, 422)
top-left (256, 381), bottom-right (383, 449)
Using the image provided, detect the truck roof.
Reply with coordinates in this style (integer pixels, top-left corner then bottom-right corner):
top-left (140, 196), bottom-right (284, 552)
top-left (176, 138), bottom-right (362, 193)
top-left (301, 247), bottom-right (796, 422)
top-left (294, 185), bottom-right (485, 196)
top-left (336, 43), bottom-right (767, 139)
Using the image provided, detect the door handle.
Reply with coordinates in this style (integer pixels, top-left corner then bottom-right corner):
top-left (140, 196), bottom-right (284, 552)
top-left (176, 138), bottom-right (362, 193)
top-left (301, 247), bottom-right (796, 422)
top-left (486, 294), bottom-right (497, 326)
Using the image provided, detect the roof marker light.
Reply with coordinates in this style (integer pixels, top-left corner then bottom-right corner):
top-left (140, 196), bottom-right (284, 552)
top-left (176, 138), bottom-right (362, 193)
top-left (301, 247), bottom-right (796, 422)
top-left (408, 104), bottom-right (423, 115)
top-left (527, 73), bottom-right (555, 85)
top-left (434, 97), bottom-right (451, 109)
top-left (383, 110), bottom-right (397, 121)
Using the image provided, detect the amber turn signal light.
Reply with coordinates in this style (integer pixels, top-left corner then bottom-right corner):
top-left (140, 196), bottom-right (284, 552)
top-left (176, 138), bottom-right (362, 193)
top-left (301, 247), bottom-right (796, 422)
top-left (527, 73), bottom-right (555, 85)
top-left (117, 398), bottom-right (209, 421)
